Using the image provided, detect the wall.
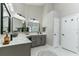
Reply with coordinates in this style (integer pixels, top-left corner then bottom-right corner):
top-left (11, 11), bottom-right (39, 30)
top-left (12, 3), bottom-right (24, 16)
top-left (53, 3), bottom-right (79, 17)
top-left (12, 3), bottom-right (44, 19)
top-left (42, 4), bottom-right (57, 46)
top-left (42, 3), bottom-right (54, 16)
top-left (12, 3), bottom-right (43, 22)
top-left (42, 3), bottom-right (54, 27)
top-left (24, 4), bottom-right (43, 19)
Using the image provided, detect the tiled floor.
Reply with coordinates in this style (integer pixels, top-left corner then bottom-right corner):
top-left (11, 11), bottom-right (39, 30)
top-left (31, 44), bottom-right (79, 56)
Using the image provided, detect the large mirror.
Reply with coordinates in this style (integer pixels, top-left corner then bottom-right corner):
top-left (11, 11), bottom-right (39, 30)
top-left (12, 15), bottom-right (40, 33)
top-left (0, 3), bottom-right (41, 34)
top-left (3, 4), bottom-right (9, 33)
top-left (12, 17), bottom-right (24, 32)
top-left (0, 3), bottom-right (11, 34)
top-left (28, 20), bottom-right (40, 33)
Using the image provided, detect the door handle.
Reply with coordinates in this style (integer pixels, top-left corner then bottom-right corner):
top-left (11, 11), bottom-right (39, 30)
top-left (53, 34), bottom-right (56, 36)
top-left (62, 34), bottom-right (64, 36)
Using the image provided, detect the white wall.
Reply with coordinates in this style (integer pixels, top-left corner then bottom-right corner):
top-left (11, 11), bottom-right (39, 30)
top-left (24, 4), bottom-right (43, 20)
top-left (53, 3), bottom-right (79, 17)
top-left (42, 4), bottom-right (54, 46)
top-left (42, 3), bottom-right (54, 27)
top-left (12, 3), bottom-right (43, 22)
top-left (12, 3), bottom-right (24, 16)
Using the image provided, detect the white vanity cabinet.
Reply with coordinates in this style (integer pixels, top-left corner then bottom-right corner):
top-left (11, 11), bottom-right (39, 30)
top-left (61, 13), bottom-right (79, 54)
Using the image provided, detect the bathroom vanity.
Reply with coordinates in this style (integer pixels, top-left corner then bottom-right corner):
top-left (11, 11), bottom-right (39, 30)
top-left (27, 33), bottom-right (46, 48)
top-left (0, 33), bottom-right (32, 56)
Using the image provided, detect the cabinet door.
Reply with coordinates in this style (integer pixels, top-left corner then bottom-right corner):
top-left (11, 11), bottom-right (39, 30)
top-left (31, 35), bottom-right (37, 42)
top-left (41, 35), bottom-right (46, 45)
top-left (36, 35), bottom-right (41, 46)
top-left (29, 35), bottom-right (46, 47)
top-left (31, 35), bottom-right (37, 47)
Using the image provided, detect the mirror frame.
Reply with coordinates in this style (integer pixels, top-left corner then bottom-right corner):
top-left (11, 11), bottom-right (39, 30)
top-left (1, 3), bottom-right (11, 34)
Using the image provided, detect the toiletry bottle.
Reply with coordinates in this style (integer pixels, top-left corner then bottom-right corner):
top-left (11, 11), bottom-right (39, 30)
top-left (3, 34), bottom-right (10, 45)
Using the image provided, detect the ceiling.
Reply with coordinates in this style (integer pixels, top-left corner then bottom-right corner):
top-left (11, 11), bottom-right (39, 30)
top-left (25, 3), bottom-right (45, 6)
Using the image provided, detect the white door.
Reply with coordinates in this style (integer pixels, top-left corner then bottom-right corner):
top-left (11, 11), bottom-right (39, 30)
top-left (53, 17), bottom-right (59, 47)
top-left (61, 15), bottom-right (78, 53)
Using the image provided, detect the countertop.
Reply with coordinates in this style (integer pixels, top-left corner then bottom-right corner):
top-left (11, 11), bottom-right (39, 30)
top-left (0, 32), bottom-right (46, 48)
top-left (0, 33), bottom-right (32, 48)
top-left (25, 32), bottom-right (46, 37)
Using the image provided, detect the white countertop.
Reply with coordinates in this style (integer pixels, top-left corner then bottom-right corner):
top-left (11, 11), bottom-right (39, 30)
top-left (0, 33), bottom-right (32, 48)
top-left (0, 32), bottom-right (46, 48)
top-left (26, 32), bottom-right (46, 37)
